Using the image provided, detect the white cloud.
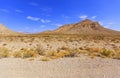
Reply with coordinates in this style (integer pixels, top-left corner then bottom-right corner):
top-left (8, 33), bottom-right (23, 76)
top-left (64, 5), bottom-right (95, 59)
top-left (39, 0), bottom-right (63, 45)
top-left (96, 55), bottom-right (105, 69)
top-left (52, 23), bottom-right (63, 27)
top-left (40, 19), bottom-right (51, 23)
top-left (26, 16), bottom-right (51, 23)
top-left (0, 9), bottom-right (9, 13)
top-left (91, 16), bottom-right (97, 19)
top-left (79, 15), bottom-right (88, 19)
top-left (29, 2), bottom-right (39, 6)
top-left (15, 9), bottom-right (24, 13)
top-left (27, 16), bottom-right (40, 21)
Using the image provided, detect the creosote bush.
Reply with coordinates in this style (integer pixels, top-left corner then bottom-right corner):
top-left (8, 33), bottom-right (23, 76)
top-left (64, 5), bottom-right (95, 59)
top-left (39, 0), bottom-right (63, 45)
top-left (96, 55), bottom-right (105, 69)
top-left (100, 49), bottom-right (113, 57)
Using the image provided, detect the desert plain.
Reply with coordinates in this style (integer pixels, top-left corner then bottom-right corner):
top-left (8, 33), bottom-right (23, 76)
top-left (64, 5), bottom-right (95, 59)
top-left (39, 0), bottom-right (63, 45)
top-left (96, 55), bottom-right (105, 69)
top-left (0, 19), bottom-right (120, 78)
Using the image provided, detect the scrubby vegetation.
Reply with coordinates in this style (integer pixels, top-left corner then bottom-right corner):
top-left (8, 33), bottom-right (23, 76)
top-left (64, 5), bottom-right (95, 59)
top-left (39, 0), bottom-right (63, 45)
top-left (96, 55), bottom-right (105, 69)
top-left (0, 46), bottom-right (120, 61)
top-left (0, 34), bottom-right (119, 61)
top-left (0, 47), bottom-right (10, 58)
top-left (40, 56), bottom-right (50, 61)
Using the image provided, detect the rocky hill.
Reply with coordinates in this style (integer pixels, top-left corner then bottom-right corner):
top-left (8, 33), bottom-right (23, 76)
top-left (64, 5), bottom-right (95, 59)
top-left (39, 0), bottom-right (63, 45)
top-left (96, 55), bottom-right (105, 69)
top-left (54, 19), bottom-right (120, 35)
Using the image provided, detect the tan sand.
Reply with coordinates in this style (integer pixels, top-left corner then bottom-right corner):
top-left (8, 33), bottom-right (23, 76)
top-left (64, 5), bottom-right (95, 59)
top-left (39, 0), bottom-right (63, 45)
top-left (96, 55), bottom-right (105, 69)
top-left (0, 56), bottom-right (120, 78)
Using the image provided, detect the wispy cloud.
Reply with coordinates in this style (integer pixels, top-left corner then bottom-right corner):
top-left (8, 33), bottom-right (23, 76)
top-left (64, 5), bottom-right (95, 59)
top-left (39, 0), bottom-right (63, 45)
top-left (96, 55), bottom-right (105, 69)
top-left (27, 16), bottom-right (40, 21)
top-left (0, 9), bottom-right (10, 13)
top-left (104, 22), bottom-right (114, 28)
top-left (15, 9), bottom-right (24, 13)
top-left (99, 21), bottom-right (114, 28)
top-left (52, 23), bottom-right (63, 27)
top-left (104, 25), bottom-right (110, 28)
top-left (29, 2), bottom-right (39, 6)
top-left (40, 19), bottom-right (51, 23)
top-left (79, 15), bottom-right (88, 19)
top-left (91, 16), bottom-right (97, 19)
top-left (26, 16), bottom-right (51, 23)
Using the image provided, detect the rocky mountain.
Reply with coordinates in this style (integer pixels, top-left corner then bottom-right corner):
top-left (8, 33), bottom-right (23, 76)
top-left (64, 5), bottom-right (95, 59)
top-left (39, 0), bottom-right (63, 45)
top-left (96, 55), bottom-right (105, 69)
top-left (53, 19), bottom-right (120, 35)
top-left (0, 24), bottom-right (20, 35)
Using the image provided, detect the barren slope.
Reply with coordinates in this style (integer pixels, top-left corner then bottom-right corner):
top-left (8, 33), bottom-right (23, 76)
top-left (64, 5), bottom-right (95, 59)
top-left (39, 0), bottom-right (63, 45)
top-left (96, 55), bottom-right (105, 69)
top-left (0, 24), bottom-right (20, 35)
top-left (54, 19), bottom-right (120, 35)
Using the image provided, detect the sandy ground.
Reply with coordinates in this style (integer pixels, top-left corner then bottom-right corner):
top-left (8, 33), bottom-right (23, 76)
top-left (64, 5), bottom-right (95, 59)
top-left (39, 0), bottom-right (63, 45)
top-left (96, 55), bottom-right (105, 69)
top-left (0, 56), bottom-right (120, 78)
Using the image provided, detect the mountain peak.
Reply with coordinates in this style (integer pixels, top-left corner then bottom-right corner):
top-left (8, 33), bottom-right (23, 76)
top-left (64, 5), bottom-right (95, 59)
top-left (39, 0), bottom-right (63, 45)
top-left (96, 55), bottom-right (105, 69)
top-left (81, 19), bottom-right (93, 23)
top-left (75, 19), bottom-right (100, 28)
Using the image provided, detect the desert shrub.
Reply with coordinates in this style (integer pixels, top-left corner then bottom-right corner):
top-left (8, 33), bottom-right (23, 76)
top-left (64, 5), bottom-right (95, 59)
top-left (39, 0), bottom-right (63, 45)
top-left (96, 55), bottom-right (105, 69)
top-left (0, 51), bottom-right (10, 58)
top-left (13, 51), bottom-right (22, 58)
top-left (35, 45), bottom-right (45, 55)
top-left (47, 50), bottom-right (78, 59)
top-left (46, 51), bottom-right (56, 57)
top-left (22, 49), bottom-right (39, 58)
top-left (61, 46), bottom-right (68, 50)
top-left (54, 47), bottom-right (74, 58)
top-left (87, 47), bottom-right (102, 53)
top-left (16, 48), bottom-right (40, 58)
top-left (0, 47), bottom-right (10, 58)
top-left (100, 50), bottom-right (113, 57)
top-left (40, 56), bottom-right (50, 61)
top-left (70, 48), bottom-right (81, 57)
top-left (54, 52), bottom-right (66, 58)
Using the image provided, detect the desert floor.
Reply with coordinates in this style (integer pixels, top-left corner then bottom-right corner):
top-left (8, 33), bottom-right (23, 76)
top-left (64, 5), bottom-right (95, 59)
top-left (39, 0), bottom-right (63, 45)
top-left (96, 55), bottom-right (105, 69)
top-left (0, 56), bottom-right (120, 78)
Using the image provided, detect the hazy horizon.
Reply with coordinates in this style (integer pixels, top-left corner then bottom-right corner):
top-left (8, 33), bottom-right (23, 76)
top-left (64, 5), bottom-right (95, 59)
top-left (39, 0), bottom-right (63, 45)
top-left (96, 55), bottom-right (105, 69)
top-left (0, 0), bottom-right (120, 33)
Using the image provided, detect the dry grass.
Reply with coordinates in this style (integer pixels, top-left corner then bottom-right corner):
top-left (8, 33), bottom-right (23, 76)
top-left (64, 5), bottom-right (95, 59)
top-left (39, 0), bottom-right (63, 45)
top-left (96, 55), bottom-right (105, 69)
top-left (0, 47), bottom-right (10, 58)
top-left (13, 48), bottom-right (39, 58)
top-left (87, 47), bottom-right (102, 53)
top-left (45, 48), bottom-right (80, 59)
top-left (45, 51), bottom-right (56, 57)
top-left (40, 56), bottom-right (50, 61)
top-left (13, 51), bottom-right (22, 58)
top-left (29, 57), bottom-right (35, 61)
top-left (21, 49), bottom-right (39, 58)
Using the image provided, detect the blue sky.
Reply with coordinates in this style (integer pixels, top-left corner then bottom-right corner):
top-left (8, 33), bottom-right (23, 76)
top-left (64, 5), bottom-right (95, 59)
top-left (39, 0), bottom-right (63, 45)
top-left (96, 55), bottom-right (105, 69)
top-left (0, 0), bottom-right (120, 33)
